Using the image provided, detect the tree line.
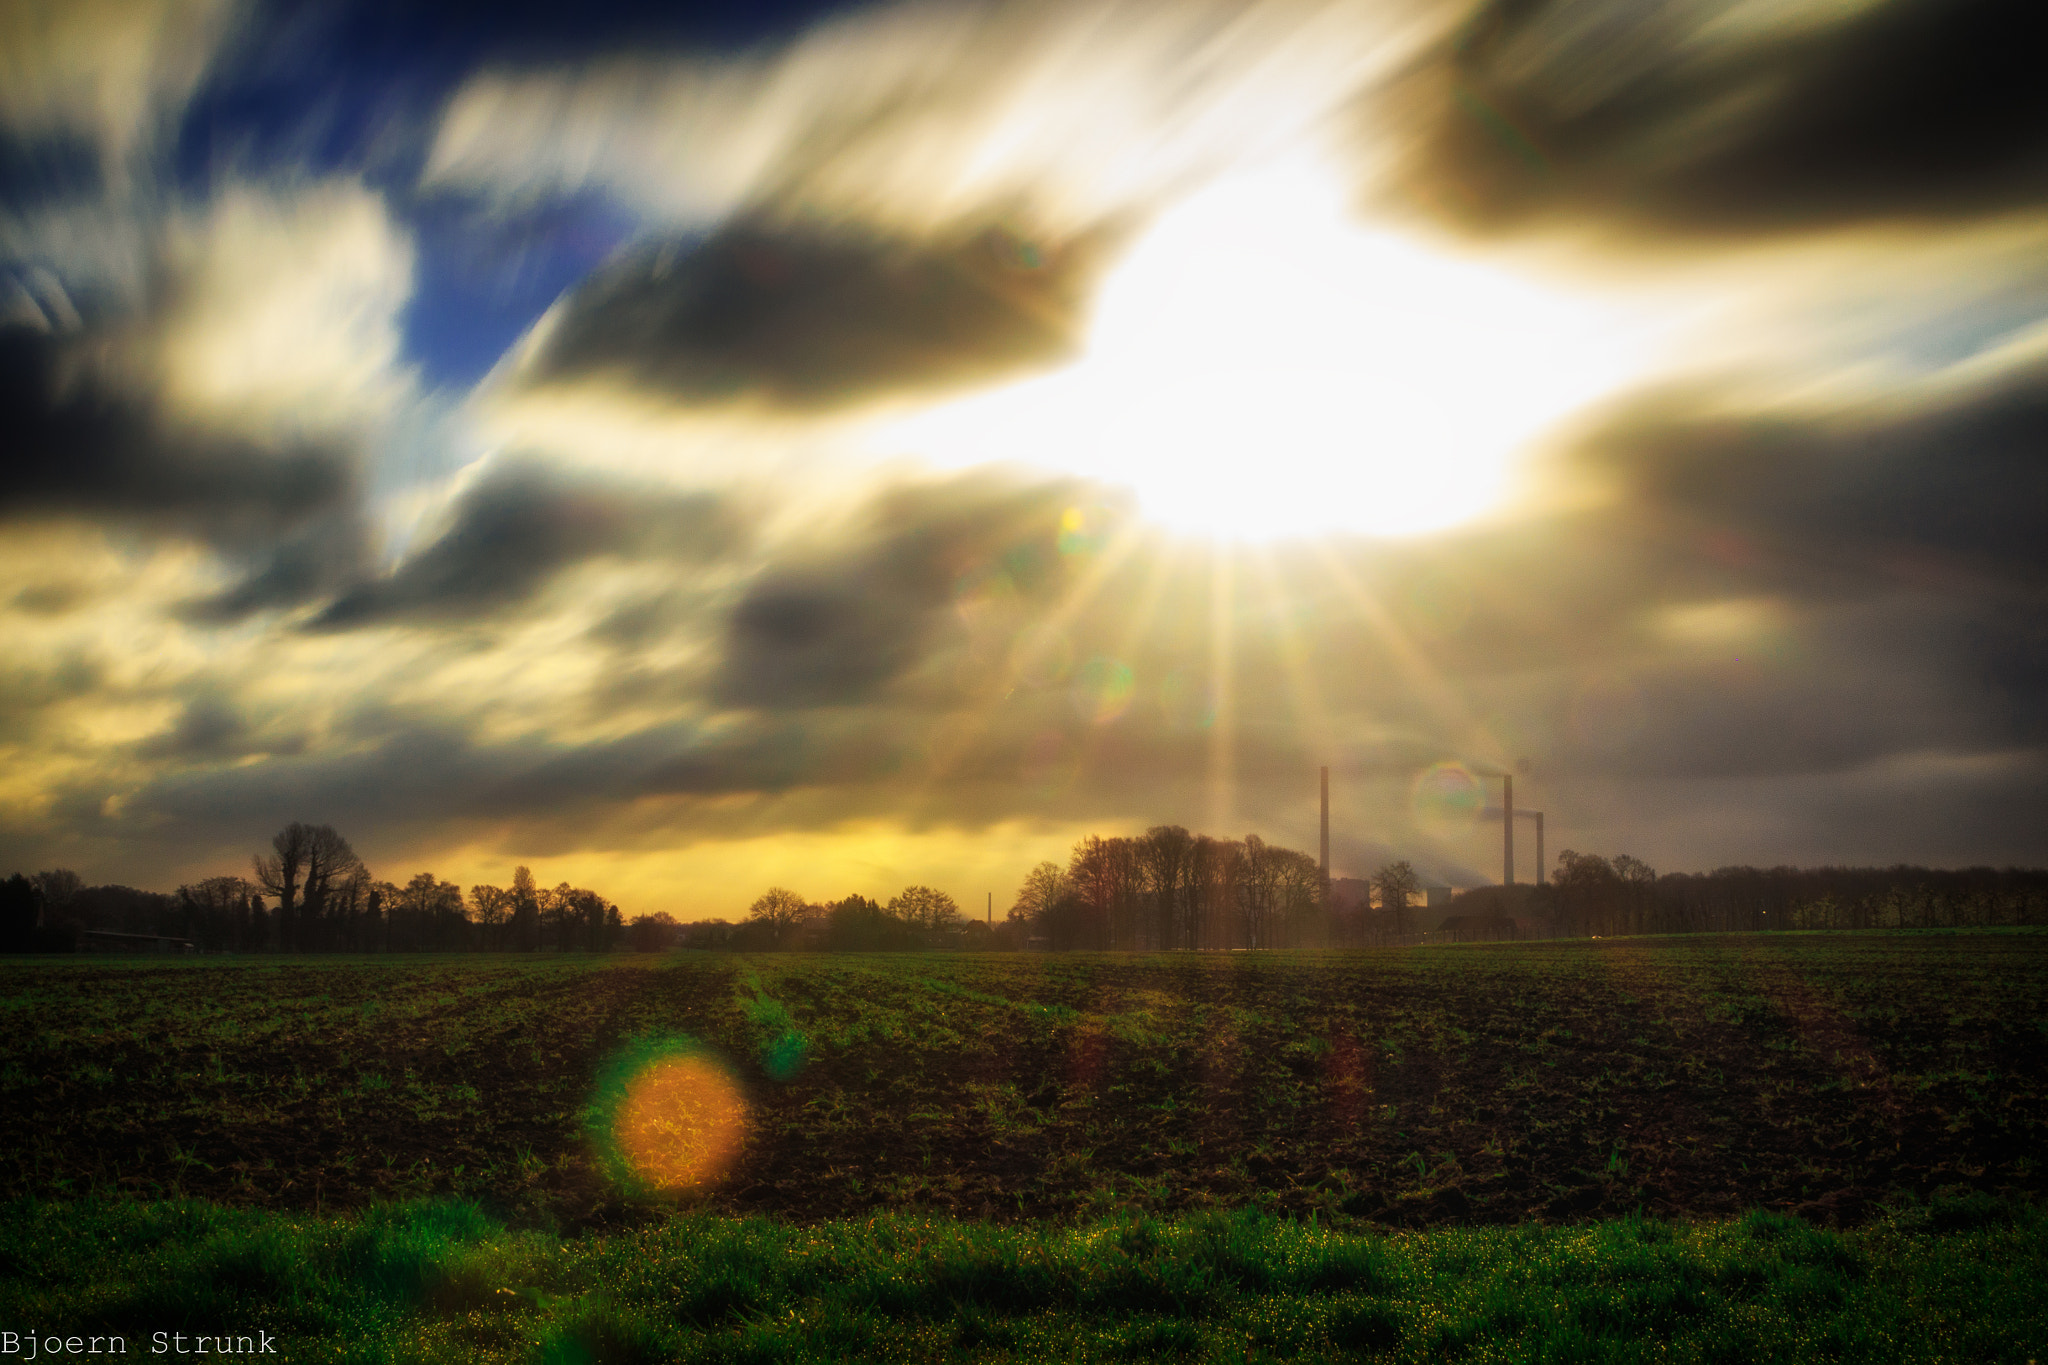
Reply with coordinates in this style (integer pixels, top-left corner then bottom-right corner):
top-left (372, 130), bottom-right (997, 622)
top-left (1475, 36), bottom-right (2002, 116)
top-left (0, 822), bottom-right (656, 954)
top-left (9, 822), bottom-right (2046, 957)
top-left (694, 884), bottom-right (983, 952)
top-left (1004, 827), bottom-right (1330, 951)
top-left (1499, 854), bottom-right (2048, 936)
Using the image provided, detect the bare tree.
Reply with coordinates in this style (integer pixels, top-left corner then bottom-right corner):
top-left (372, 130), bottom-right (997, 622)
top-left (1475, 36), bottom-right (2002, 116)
top-left (510, 865), bottom-right (540, 951)
top-left (393, 872), bottom-right (465, 950)
top-left (300, 827), bottom-right (365, 949)
top-left (1010, 862), bottom-right (1068, 926)
top-left (469, 883), bottom-right (511, 951)
top-left (1373, 860), bottom-right (1422, 937)
top-left (1613, 854), bottom-right (1657, 936)
top-left (327, 866), bottom-right (371, 951)
top-left (252, 823), bottom-right (362, 952)
top-left (1238, 835), bottom-right (1285, 948)
top-left (747, 886), bottom-right (812, 946)
top-left (1194, 837), bottom-right (1243, 949)
top-left (367, 880), bottom-right (398, 951)
top-left (1068, 835), bottom-right (1144, 948)
top-left (1275, 846), bottom-right (1323, 945)
top-left (253, 824), bottom-right (310, 951)
top-left (30, 869), bottom-right (80, 916)
top-left (1553, 850), bottom-right (1618, 937)
top-left (890, 885), bottom-right (961, 935)
top-left (1138, 825), bottom-right (1197, 950)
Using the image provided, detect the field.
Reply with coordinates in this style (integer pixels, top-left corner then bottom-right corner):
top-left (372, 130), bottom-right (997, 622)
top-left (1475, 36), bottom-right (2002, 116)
top-left (4, 931), bottom-right (2046, 1361)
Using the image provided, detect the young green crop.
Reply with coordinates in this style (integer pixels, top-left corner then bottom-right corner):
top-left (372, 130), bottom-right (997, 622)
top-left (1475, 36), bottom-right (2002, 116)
top-left (2, 1192), bottom-right (2041, 1362)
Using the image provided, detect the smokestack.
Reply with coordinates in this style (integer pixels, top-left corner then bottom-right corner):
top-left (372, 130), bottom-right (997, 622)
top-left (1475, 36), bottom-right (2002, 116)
top-left (1503, 773), bottom-right (1515, 886)
top-left (1319, 766), bottom-right (1330, 888)
top-left (1534, 812), bottom-right (1544, 887)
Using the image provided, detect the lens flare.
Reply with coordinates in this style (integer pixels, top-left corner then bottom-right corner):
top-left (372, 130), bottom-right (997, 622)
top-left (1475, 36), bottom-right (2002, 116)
top-left (1071, 655), bottom-right (1135, 723)
top-left (1411, 760), bottom-right (1483, 824)
top-left (1057, 504), bottom-right (1111, 556)
top-left (613, 1054), bottom-right (748, 1191)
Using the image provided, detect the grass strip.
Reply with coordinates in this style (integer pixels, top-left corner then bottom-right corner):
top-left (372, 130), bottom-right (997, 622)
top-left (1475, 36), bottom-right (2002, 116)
top-left (2, 1193), bottom-right (2041, 1362)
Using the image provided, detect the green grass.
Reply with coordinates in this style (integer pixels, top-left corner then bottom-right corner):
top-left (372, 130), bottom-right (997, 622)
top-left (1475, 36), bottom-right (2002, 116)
top-left (2, 1191), bottom-right (2041, 1362)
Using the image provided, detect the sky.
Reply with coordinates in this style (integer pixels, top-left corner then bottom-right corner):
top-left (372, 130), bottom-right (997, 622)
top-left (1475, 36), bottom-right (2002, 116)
top-left (3, 0), bottom-right (2044, 917)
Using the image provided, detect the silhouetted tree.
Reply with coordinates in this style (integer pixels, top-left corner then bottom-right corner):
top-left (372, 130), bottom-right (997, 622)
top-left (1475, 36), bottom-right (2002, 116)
top-left (0, 874), bottom-right (43, 952)
top-left (627, 911), bottom-right (679, 953)
top-left (1139, 825), bottom-right (1197, 950)
top-left (1373, 860), bottom-right (1422, 936)
top-left (824, 895), bottom-right (908, 951)
top-left (1238, 835), bottom-right (1286, 948)
top-left (367, 880), bottom-right (396, 951)
top-left (1011, 862), bottom-right (1067, 925)
top-left (542, 883), bottom-right (615, 952)
top-left (1067, 835), bottom-right (1143, 948)
top-left (30, 869), bottom-right (79, 918)
top-left (1193, 836), bottom-right (1243, 949)
top-left (253, 823), bottom-right (360, 951)
top-left (1613, 854), bottom-right (1657, 935)
top-left (747, 886), bottom-right (812, 946)
top-left (252, 826), bottom-right (307, 951)
top-left (175, 875), bottom-right (265, 952)
top-left (1553, 850), bottom-right (1618, 936)
top-left (889, 885), bottom-right (960, 937)
top-left (509, 865), bottom-right (540, 951)
top-left (299, 827), bottom-right (365, 949)
top-left (469, 883), bottom-right (511, 950)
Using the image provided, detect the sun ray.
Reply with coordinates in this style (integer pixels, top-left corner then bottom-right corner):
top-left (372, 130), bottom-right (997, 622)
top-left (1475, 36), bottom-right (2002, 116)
top-left (1060, 530), bottom-right (1186, 793)
top-left (1305, 540), bottom-right (1511, 773)
top-left (914, 516), bottom-right (1152, 800)
top-left (1206, 542), bottom-right (1238, 835)
top-left (1245, 542), bottom-right (1337, 772)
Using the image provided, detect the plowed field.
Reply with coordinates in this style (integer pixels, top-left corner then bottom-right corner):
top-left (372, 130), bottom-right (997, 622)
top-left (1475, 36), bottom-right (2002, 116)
top-left (3, 931), bottom-right (2042, 1230)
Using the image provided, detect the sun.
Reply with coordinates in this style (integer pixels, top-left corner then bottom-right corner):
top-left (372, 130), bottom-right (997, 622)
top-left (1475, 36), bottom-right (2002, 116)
top-left (878, 156), bottom-right (1645, 540)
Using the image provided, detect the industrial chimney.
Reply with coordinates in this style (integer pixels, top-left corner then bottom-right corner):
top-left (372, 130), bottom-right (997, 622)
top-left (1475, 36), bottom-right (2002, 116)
top-left (1319, 766), bottom-right (1330, 890)
top-left (1502, 773), bottom-right (1515, 886)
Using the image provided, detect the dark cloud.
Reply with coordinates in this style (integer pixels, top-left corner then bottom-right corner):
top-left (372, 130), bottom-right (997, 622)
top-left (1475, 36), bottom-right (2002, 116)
top-left (309, 464), bottom-right (745, 629)
top-left (1542, 610), bottom-right (2005, 781)
top-left (185, 515), bottom-right (376, 622)
top-left (10, 581), bottom-right (93, 616)
top-left (1581, 364), bottom-right (2048, 593)
top-left (0, 325), bottom-right (355, 534)
top-left (1381, 0), bottom-right (2048, 238)
top-left (520, 217), bottom-right (1114, 410)
top-left (0, 655), bottom-right (102, 741)
top-left (714, 472), bottom-right (1100, 706)
top-left (112, 712), bottom-right (870, 845)
top-left (0, 322), bottom-right (378, 619)
top-left (137, 694), bottom-right (248, 760)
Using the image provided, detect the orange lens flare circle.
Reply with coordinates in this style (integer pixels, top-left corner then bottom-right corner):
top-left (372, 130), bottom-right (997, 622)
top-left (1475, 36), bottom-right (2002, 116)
top-left (615, 1055), bottom-right (748, 1191)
